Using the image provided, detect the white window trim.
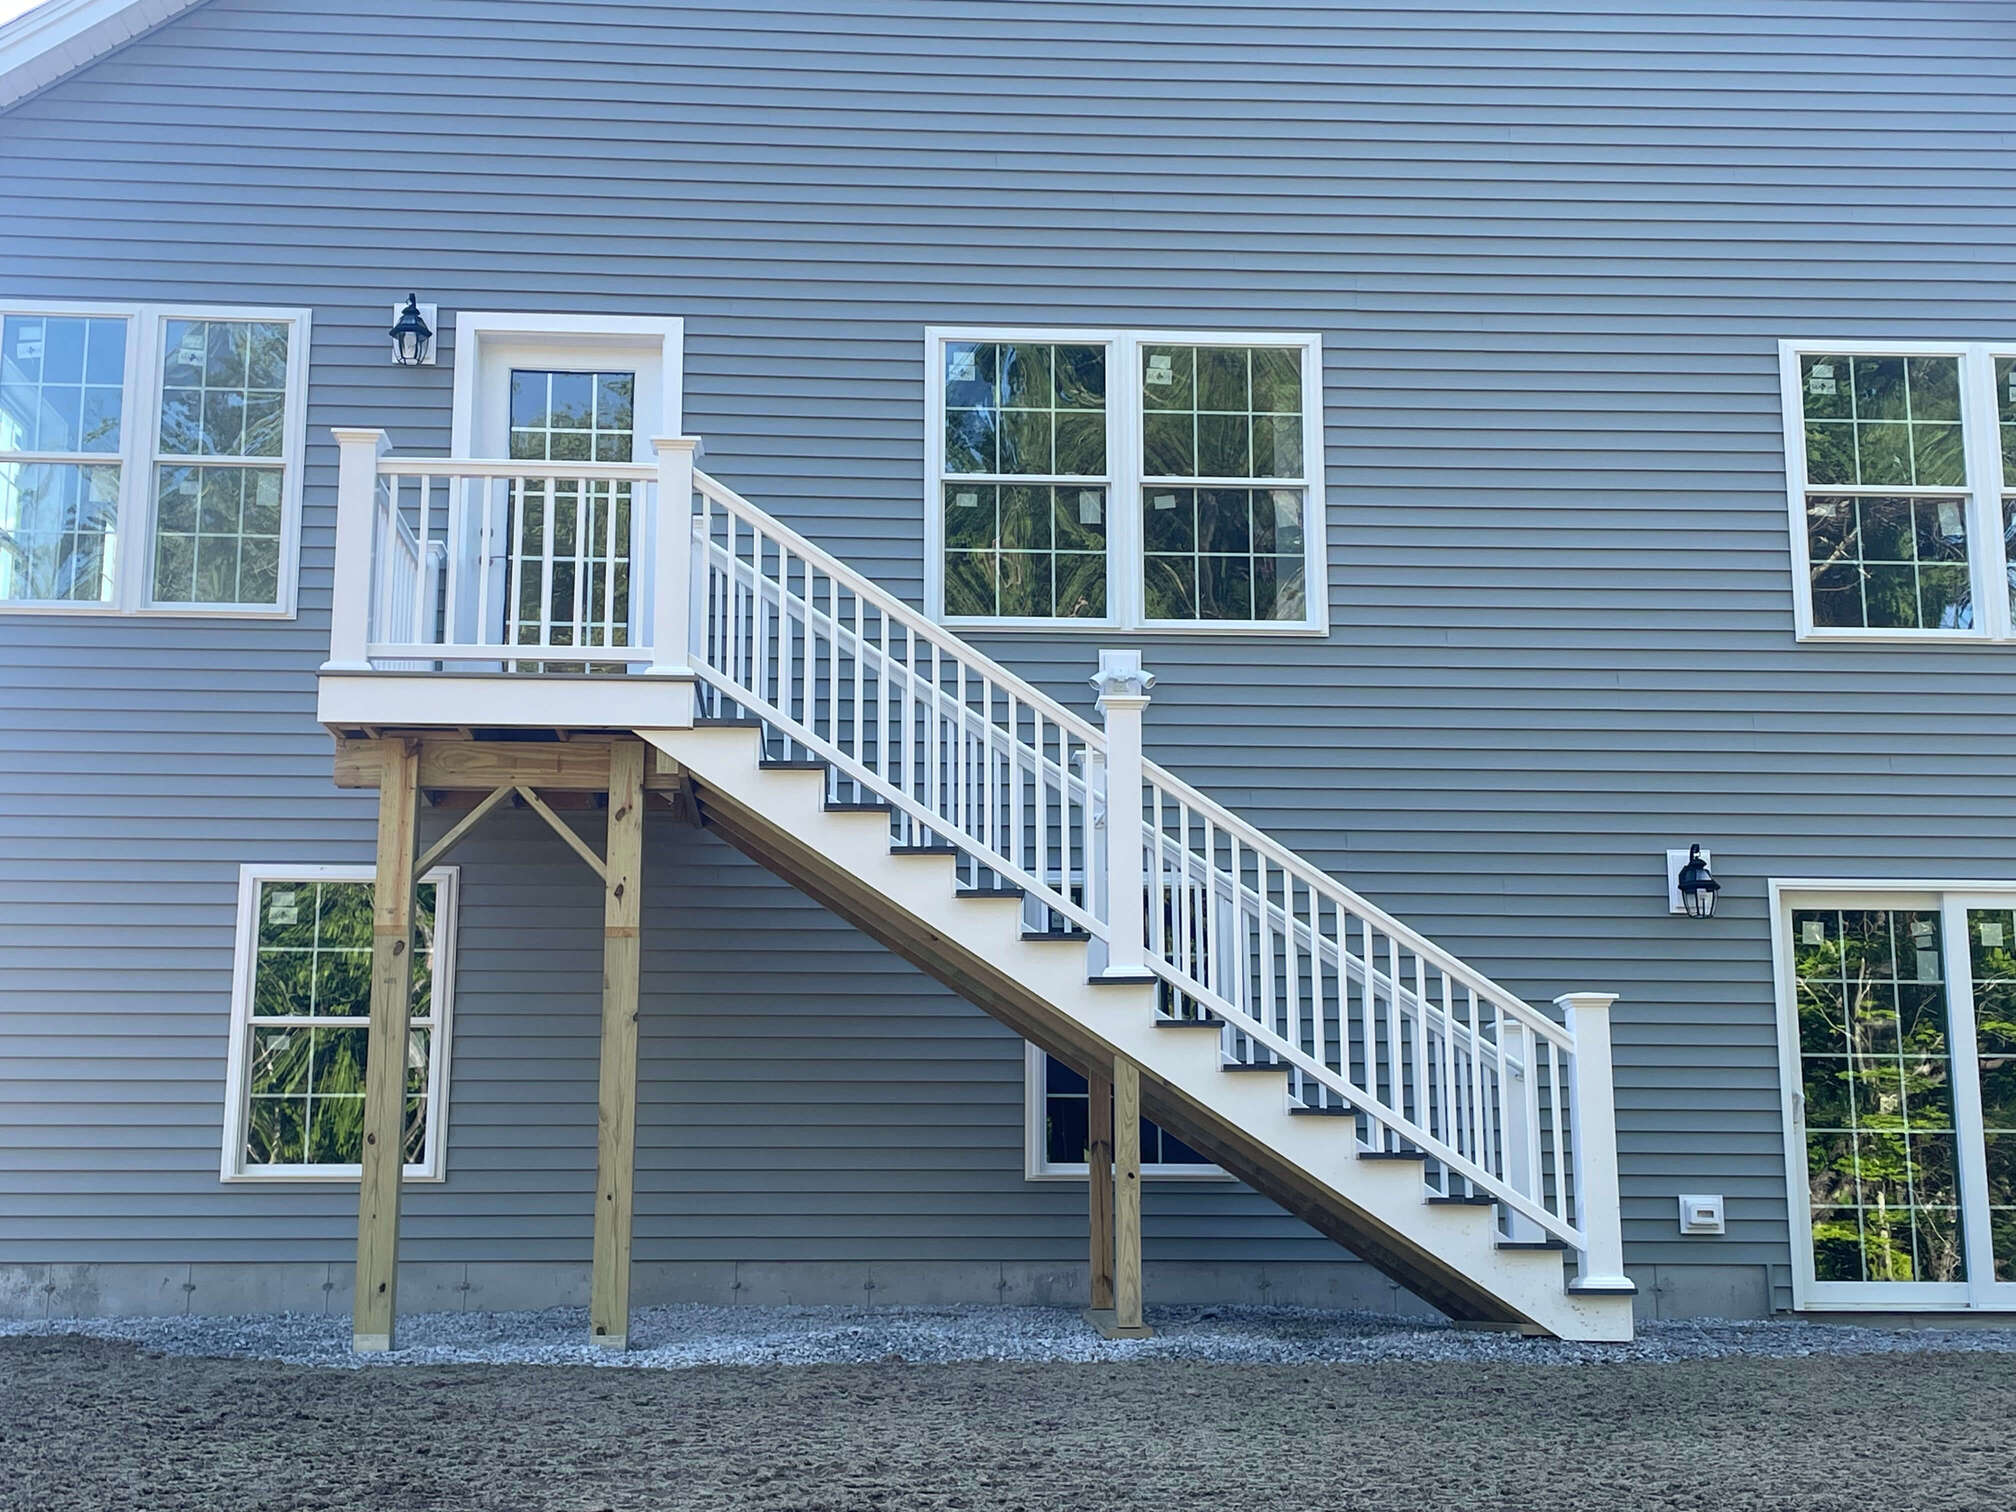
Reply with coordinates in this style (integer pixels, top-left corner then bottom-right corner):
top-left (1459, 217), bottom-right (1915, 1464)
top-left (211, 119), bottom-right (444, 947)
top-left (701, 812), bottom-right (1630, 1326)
top-left (1777, 338), bottom-right (2013, 643)
top-left (925, 325), bottom-right (1328, 635)
top-left (448, 311), bottom-right (685, 459)
top-left (0, 298), bottom-right (313, 618)
top-left (1770, 875), bottom-right (2016, 1312)
top-left (220, 862), bottom-right (460, 1184)
top-left (1021, 1042), bottom-right (1233, 1182)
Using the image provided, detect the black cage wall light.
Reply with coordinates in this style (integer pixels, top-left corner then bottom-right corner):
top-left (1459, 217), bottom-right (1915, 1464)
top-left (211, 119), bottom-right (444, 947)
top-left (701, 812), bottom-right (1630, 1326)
top-left (389, 294), bottom-right (436, 366)
top-left (1667, 844), bottom-right (1721, 919)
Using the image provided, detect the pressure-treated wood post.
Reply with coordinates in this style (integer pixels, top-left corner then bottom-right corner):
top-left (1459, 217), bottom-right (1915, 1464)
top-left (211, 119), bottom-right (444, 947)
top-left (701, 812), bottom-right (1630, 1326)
top-left (1091, 651), bottom-right (1155, 980)
top-left (327, 428), bottom-right (390, 672)
top-left (1556, 992), bottom-right (1636, 1298)
top-left (1087, 1066), bottom-right (1114, 1312)
top-left (353, 736), bottom-right (419, 1352)
top-left (591, 739), bottom-right (647, 1347)
top-left (1111, 1056), bottom-right (1148, 1335)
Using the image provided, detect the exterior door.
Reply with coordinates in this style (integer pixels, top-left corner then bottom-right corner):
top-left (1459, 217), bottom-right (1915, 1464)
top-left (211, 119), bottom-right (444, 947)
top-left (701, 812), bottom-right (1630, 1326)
top-left (469, 337), bottom-right (661, 658)
top-left (1779, 887), bottom-right (2016, 1309)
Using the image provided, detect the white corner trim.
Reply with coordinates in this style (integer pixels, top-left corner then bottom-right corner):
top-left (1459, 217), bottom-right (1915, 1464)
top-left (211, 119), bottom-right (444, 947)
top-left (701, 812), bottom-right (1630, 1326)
top-left (0, 0), bottom-right (206, 110)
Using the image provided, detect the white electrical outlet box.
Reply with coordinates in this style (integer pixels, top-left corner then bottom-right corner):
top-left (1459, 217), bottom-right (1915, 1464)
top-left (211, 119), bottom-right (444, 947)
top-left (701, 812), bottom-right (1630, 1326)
top-left (1677, 1193), bottom-right (1725, 1235)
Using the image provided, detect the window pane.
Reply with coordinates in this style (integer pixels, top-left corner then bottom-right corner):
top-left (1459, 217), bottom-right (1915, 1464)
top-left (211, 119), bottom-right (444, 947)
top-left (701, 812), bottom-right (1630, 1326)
top-left (0, 460), bottom-right (118, 603)
top-left (159, 319), bottom-right (288, 458)
top-left (942, 483), bottom-right (1105, 620)
top-left (1, 315), bottom-right (127, 454)
top-left (942, 341), bottom-right (1104, 481)
top-left (1145, 486), bottom-right (1309, 623)
top-left (1801, 353), bottom-right (1968, 488)
top-left (241, 876), bottom-right (440, 1170)
top-left (151, 463), bottom-right (284, 606)
top-left (1805, 494), bottom-right (1972, 632)
top-left (1790, 906), bottom-right (1966, 1284)
top-left (1998, 357), bottom-right (2016, 485)
top-left (1144, 344), bottom-right (1303, 481)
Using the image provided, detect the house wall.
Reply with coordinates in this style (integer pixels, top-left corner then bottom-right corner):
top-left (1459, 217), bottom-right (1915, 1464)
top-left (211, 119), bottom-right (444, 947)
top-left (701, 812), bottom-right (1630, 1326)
top-left (6, 0), bottom-right (2016, 1321)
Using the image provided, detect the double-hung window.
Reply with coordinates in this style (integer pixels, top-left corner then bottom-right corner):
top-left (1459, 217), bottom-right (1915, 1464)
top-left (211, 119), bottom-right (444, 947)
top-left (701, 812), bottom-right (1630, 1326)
top-left (1, 301), bottom-right (310, 614)
top-left (1779, 341), bottom-right (2016, 640)
top-left (1024, 1045), bottom-right (1225, 1180)
top-left (928, 327), bottom-right (1326, 631)
top-left (221, 865), bottom-right (458, 1181)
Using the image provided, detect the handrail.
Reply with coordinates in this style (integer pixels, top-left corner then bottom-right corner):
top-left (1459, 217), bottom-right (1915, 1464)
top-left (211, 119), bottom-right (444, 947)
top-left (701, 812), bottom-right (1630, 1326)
top-left (687, 466), bottom-right (1588, 1248)
top-left (380, 456), bottom-right (657, 482)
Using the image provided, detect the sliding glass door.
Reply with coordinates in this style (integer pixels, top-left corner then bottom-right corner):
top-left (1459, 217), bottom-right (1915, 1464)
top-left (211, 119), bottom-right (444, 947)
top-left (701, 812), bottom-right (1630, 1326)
top-left (1780, 888), bottom-right (2016, 1309)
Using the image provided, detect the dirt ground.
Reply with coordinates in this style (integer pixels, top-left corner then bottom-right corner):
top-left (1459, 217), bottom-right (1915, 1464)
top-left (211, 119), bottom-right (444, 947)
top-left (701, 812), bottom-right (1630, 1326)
top-left (3, 1335), bottom-right (2013, 1511)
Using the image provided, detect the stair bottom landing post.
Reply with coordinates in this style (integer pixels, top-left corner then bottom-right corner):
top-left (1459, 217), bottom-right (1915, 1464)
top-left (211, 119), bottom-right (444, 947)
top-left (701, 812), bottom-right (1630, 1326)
top-left (1085, 1055), bottom-right (1152, 1340)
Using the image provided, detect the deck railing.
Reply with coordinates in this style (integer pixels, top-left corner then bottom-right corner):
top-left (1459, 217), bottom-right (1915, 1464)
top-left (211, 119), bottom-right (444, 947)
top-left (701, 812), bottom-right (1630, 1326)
top-left (326, 429), bottom-right (1628, 1286)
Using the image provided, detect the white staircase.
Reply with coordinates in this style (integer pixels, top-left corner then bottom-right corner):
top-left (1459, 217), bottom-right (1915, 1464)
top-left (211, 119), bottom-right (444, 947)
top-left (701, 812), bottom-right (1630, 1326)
top-left (325, 434), bottom-right (1638, 1341)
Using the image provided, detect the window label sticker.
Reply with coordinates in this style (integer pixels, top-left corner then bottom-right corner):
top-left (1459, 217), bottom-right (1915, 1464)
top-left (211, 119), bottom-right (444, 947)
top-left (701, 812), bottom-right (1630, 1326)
top-left (14, 328), bottom-right (42, 359)
top-left (953, 491), bottom-right (979, 508)
top-left (947, 350), bottom-right (976, 382)
top-left (1153, 493), bottom-right (1177, 510)
top-left (177, 331), bottom-right (205, 365)
top-left (1146, 353), bottom-right (1174, 386)
top-left (1981, 921), bottom-right (2006, 948)
top-left (1938, 500), bottom-right (1965, 537)
top-left (1807, 362), bottom-right (1837, 396)
top-left (1801, 919), bottom-right (1826, 945)
top-left (1078, 490), bottom-right (1102, 524)
top-left (266, 890), bottom-right (298, 925)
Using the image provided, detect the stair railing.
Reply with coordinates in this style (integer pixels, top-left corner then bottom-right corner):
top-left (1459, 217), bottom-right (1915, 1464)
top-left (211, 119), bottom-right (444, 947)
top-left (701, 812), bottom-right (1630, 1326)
top-left (684, 465), bottom-right (1618, 1268)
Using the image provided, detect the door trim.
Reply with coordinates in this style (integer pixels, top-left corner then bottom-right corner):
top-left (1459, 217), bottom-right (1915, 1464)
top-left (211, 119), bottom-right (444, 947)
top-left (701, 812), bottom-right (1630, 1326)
top-left (1771, 876), bottom-right (2016, 1312)
top-left (447, 311), bottom-right (684, 458)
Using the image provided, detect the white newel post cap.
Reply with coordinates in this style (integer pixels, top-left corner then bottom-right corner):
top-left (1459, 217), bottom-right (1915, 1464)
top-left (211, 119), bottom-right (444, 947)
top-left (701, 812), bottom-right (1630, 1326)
top-left (1554, 991), bottom-right (1619, 1021)
top-left (331, 426), bottom-right (393, 454)
top-left (650, 435), bottom-right (703, 457)
top-left (1090, 648), bottom-right (1156, 710)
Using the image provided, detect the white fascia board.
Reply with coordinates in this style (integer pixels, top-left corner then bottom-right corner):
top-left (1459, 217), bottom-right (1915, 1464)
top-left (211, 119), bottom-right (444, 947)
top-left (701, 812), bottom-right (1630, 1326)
top-left (0, 0), bottom-right (208, 111)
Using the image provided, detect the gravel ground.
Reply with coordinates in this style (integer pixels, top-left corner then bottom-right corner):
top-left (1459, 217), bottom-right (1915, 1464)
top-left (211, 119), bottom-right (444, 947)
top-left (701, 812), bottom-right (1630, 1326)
top-left (4, 1308), bottom-right (2014, 1510)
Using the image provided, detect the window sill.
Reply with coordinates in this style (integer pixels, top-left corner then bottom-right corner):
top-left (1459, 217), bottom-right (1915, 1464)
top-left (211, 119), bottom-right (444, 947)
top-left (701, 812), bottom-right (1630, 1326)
top-left (1026, 1165), bottom-right (1235, 1183)
top-left (221, 1168), bottom-right (444, 1184)
top-left (950, 618), bottom-right (1328, 639)
top-left (1795, 627), bottom-right (2009, 645)
top-left (1, 602), bottom-right (298, 620)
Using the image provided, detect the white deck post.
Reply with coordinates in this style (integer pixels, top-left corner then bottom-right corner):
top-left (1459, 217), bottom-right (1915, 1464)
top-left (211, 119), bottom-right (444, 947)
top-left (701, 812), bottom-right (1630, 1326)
top-left (1091, 650), bottom-right (1155, 979)
top-left (1499, 1021), bottom-right (1544, 1243)
top-left (1557, 991), bottom-right (1635, 1296)
top-left (646, 436), bottom-right (701, 677)
top-left (327, 427), bottom-right (390, 672)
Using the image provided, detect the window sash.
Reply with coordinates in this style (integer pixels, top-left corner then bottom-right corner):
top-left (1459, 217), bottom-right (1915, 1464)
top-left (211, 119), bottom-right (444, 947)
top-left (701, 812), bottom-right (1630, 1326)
top-left (1781, 341), bottom-right (2014, 641)
top-left (1022, 1043), bottom-right (1230, 1180)
top-left (0, 300), bottom-right (310, 617)
top-left (222, 865), bottom-right (458, 1182)
top-left (928, 327), bottom-right (1325, 632)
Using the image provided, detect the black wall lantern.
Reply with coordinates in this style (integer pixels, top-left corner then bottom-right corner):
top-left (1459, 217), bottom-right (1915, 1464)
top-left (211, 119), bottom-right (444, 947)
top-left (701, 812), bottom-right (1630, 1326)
top-left (1675, 844), bottom-right (1721, 919)
top-left (389, 294), bottom-right (435, 366)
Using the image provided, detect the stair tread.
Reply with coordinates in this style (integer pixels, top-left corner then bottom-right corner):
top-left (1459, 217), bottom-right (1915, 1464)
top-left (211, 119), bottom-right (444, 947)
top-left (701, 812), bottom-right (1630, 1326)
top-left (1426, 1194), bottom-right (1497, 1206)
top-left (955, 886), bottom-right (1025, 899)
top-left (758, 757), bottom-right (828, 770)
top-left (694, 715), bottom-right (763, 729)
top-left (889, 843), bottom-right (958, 856)
top-left (1359, 1148), bottom-right (1429, 1161)
top-left (1221, 1061), bottom-right (1294, 1073)
top-left (1022, 928), bottom-right (1092, 942)
top-left (1497, 1238), bottom-right (1572, 1251)
top-left (1289, 1104), bottom-right (1353, 1117)
top-left (824, 800), bottom-right (894, 813)
top-left (1153, 1016), bottom-right (1222, 1029)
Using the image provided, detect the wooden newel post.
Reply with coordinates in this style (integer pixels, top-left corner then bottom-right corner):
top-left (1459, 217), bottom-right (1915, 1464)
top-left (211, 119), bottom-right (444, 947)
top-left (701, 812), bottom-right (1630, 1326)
top-left (327, 427), bottom-right (390, 673)
top-left (1556, 992), bottom-right (1635, 1297)
top-left (1090, 650), bottom-right (1155, 979)
top-left (647, 437), bottom-right (701, 678)
top-left (591, 740), bottom-right (647, 1348)
top-left (1111, 1056), bottom-right (1147, 1334)
top-left (353, 736), bottom-right (419, 1352)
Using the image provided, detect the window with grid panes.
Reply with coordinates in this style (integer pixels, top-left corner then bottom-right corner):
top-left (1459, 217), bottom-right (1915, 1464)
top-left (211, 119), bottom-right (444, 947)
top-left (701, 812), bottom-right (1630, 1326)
top-left (932, 330), bottom-right (1323, 630)
top-left (1031, 1050), bottom-right (1218, 1175)
top-left (0, 303), bottom-right (308, 614)
top-left (224, 869), bottom-right (456, 1179)
top-left (506, 369), bottom-right (635, 651)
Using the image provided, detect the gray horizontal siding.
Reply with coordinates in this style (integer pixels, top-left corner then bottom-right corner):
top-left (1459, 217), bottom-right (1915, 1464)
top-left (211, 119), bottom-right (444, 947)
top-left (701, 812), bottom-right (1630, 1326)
top-left (5, 0), bottom-right (2016, 1314)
